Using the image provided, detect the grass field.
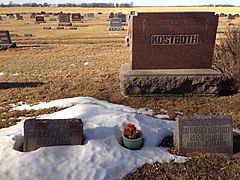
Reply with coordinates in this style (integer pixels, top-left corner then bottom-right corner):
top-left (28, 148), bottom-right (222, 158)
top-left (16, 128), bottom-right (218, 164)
top-left (0, 6), bottom-right (240, 179)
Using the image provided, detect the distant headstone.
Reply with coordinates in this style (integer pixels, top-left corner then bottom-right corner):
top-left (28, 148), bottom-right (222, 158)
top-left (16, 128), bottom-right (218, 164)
top-left (227, 22), bottom-right (235, 26)
top-left (23, 119), bottom-right (84, 152)
top-left (58, 13), bottom-right (72, 26)
top-left (24, 33), bottom-right (33, 37)
top-left (43, 26), bottom-right (51, 29)
top-left (0, 30), bottom-right (16, 49)
top-left (217, 29), bottom-right (225, 33)
top-left (109, 18), bottom-right (124, 31)
top-left (72, 13), bottom-right (81, 22)
top-left (174, 116), bottom-right (233, 154)
top-left (1, 15), bottom-right (7, 20)
top-left (219, 13), bottom-right (226, 17)
top-left (130, 11), bottom-right (136, 15)
top-left (35, 16), bottom-right (46, 24)
top-left (115, 12), bottom-right (126, 23)
top-left (228, 14), bottom-right (235, 20)
top-left (16, 13), bottom-right (23, 20)
top-left (43, 13), bottom-right (49, 17)
top-left (109, 12), bottom-right (114, 19)
top-left (30, 13), bottom-right (36, 19)
top-left (57, 26), bottom-right (64, 29)
top-left (9, 14), bottom-right (15, 19)
top-left (120, 12), bottom-right (222, 96)
top-left (10, 33), bottom-right (18, 37)
top-left (85, 13), bottom-right (94, 18)
top-left (69, 26), bottom-right (77, 30)
top-left (234, 14), bottom-right (239, 18)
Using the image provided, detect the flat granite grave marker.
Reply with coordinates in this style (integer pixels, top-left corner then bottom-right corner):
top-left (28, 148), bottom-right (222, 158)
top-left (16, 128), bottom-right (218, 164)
top-left (120, 12), bottom-right (222, 96)
top-left (23, 119), bottom-right (84, 152)
top-left (58, 13), bottom-right (72, 26)
top-left (174, 116), bottom-right (233, 154)
top-left (0, 30), bottom-right (16, 49)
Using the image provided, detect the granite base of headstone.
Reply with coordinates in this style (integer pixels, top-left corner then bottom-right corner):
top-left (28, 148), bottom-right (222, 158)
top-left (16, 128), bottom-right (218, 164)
top-left (23, 118), bottom-right (84, 152)
top-left (174, 116), bottom-right (233, 154)
top-left (120, 64), bottom-right (222, 96)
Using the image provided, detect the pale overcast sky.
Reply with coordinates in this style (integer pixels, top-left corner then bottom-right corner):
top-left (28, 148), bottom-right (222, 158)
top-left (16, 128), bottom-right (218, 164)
top-left (1, 0), bottom-right (240, 6)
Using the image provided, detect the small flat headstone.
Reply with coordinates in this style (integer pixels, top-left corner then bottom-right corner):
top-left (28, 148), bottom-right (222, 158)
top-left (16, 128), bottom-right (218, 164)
top-left (23, 118), bottom-right (84, 152)
top-left (69, 26), bottom-right (77, 30)
top-left (174, 116), bottom-right (233, 154)
top-left (57, 26), bottom-right (64, 29)
top-left (10, 33), bottom-right (18, 37)
top-left (24, 33), bottom-right (33, 37)
top-left (43, 26), bottom-right (51, 30)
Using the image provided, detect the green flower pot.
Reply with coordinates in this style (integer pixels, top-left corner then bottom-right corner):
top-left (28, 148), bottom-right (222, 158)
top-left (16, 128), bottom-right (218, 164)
top-left (122, 131), bottom-right (143, 150)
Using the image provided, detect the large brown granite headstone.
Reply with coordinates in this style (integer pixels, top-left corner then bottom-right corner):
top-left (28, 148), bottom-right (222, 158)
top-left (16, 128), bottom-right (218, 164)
top-left (128, 12), bottom-right (218, 70)
top-left (23, 119), bottom-right (84, 152)
top-left (120, 12), bottom-right (222, 96)
top-left (174, 116), bottom-right (233, 154)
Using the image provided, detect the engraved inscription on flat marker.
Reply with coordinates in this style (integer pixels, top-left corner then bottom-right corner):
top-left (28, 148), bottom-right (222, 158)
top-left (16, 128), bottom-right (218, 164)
top-left (24, 119), bottom-right (84, 152)
top-left (174, 116), bottom-right (233, 154)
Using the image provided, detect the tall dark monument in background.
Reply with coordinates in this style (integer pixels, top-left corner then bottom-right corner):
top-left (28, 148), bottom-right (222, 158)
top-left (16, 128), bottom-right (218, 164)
top-left (120, 12), bottom-right (222, 96)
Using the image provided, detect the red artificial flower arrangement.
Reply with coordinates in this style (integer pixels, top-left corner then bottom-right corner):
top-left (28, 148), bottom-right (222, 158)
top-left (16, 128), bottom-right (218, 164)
top-left (123, 123), bottom-right (141, 139)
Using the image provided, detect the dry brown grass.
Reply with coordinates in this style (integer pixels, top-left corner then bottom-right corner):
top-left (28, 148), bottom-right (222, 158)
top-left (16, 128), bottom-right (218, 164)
top-left (0, 7), bottom-right (240, 128)
top-left (1, 6), bottom-right (240, 179)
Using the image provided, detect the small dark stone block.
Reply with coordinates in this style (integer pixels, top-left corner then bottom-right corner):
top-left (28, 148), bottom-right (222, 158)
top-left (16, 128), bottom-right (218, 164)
top-left (23, 119), bottom-right (84, 152)
top-left (24, 33), bottom-right (33, 37)
top-left (69, 26), bottom-right (77, 30)
top-left (43, 26), bottom-right (51, 30)
top-left (57, 26), bottom-right (64, 29)
top-left (174, 116), bottom-right (233, 154)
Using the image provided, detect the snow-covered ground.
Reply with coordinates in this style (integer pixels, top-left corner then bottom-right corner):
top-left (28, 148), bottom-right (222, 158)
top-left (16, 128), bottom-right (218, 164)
top-left (1, 97), bottom-right (189, 180)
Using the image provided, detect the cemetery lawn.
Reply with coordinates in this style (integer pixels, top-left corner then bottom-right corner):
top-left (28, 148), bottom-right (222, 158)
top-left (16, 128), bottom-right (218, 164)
top-left (0, 6), bottom-right (240, 179)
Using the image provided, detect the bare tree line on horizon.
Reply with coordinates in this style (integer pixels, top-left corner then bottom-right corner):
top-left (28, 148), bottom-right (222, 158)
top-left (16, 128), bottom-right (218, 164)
top-left (0, 1), bottom-right (134, 8)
